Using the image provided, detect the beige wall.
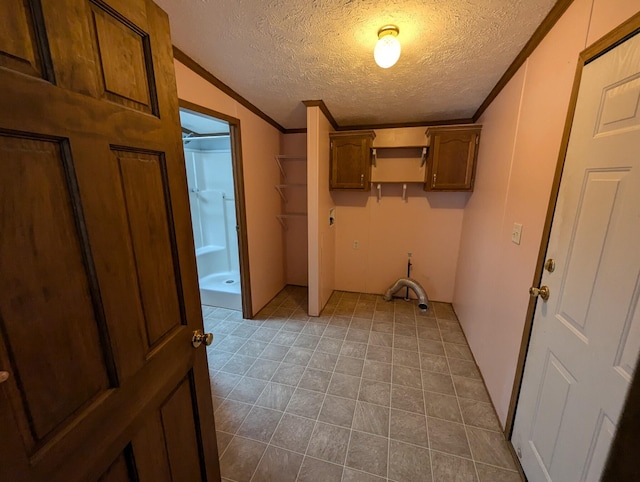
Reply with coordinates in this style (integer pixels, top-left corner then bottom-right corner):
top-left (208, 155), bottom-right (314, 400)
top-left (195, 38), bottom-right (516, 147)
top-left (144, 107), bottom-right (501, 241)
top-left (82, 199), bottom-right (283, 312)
top-left (174, 60), bottom-right (286, 315)
top-left (453, 0), bottom-right (639, 426)
top-left (333, 127), bottom-right (467, 302)
top-left (280, 133), bottom-right (308, 286)
top-left (307, 106), bottom-right (336, 315)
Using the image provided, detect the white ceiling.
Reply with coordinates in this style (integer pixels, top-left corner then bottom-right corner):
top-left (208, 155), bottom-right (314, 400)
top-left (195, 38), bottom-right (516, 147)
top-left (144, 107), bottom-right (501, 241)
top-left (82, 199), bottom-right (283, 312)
top-left (156, 0), bottom-right (557, 130)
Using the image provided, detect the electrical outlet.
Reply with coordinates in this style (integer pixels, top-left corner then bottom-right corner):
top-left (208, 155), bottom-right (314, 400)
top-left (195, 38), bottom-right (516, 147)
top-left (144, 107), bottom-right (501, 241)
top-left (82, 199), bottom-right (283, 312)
top-left (353, 240), bottom-right (359, 249)
top-left (512, 223), bottom-right (523, 245)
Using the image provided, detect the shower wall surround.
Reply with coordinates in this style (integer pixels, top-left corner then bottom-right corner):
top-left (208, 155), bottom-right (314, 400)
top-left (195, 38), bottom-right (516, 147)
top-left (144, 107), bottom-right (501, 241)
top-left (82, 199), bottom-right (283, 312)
top-left (185, 145), bottom-right (241, 310)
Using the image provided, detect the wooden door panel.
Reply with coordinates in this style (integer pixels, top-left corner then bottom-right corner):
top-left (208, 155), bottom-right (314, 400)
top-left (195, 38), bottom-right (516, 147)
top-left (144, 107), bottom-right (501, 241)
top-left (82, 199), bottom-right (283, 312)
top-left (89, 1), bottom-right (157, 114)
top-left (40, 0), bottom-right (100, 97)
top-left (0, 0), bottom-right (49, 78)
top-left (2, 332), bottom-right (193, 481)
top-left (160, 377), bottom-right (205, 481)
top-left (432, 132), bottom-right (475, 187)
top-left (97, 449), bottom-right (137, 482)
top-left (0, 132), bottom-right (113, 450)
top-left (132, 375), bottom-right (208, 482)
top-left (114, 149), bottom-right (184, 347)
top-left (131, 412), bottom-right (172, 482)
top-left (71, 139), bottom-right (149, 382)
top-left (334, 140), bottom-right (362, 186)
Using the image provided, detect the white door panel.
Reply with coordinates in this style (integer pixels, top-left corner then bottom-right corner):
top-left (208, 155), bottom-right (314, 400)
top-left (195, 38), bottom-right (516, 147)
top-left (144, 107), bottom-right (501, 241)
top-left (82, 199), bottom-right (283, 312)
top-left (513, 31), bottom-right (640, 482)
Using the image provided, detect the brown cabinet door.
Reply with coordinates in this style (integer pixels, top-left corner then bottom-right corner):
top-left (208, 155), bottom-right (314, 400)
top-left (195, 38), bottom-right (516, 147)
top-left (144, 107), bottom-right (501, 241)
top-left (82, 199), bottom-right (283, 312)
top-left (0, 1), bottom-right (219, 481)
top-left (425, 127), bottom-right (481, 191)
top-left (330, 133), bottom-right (374, 191)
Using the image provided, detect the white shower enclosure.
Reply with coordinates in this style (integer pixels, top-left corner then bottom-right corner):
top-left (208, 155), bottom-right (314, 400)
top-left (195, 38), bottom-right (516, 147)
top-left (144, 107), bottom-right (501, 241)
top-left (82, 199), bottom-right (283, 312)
top-left (180, 108), bottom-right (242, 311)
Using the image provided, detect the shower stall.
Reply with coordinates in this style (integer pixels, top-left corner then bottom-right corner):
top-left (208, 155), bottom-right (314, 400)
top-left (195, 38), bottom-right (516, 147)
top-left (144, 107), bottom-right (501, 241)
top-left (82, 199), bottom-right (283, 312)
top-left (181, 108), bottom-right (242, 311)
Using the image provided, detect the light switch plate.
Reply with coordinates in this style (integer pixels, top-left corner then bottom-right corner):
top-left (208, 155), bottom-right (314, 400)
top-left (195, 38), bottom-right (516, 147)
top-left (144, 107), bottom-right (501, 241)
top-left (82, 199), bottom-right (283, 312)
top-left (512, 223), bottom-right (523, 245)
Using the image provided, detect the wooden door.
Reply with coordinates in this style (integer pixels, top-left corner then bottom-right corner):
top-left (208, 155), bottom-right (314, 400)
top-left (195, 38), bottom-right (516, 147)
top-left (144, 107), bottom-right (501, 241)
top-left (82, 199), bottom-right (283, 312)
top-left (0, 1), bottom-right (219, 481)
top-left (511, 30), bottom-right (640, 481)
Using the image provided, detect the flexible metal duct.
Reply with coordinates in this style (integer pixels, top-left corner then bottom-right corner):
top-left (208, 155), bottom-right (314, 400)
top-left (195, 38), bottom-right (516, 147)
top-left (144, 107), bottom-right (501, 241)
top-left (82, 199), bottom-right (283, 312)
top-left (383, 278), bottom-right (429, 310)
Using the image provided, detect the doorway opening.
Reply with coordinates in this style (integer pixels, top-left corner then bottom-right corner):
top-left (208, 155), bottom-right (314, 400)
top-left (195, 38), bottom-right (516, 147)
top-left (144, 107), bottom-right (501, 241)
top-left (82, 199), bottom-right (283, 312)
top-left (179, 102), bottom-right (252, 317)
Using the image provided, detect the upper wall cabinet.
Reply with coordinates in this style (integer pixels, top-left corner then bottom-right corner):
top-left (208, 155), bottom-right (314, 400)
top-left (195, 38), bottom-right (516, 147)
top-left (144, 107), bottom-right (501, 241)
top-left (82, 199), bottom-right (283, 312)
top-left (424, 126), bottom-right (482, 192)
top-left (329, 131), bottom-right (376, 191)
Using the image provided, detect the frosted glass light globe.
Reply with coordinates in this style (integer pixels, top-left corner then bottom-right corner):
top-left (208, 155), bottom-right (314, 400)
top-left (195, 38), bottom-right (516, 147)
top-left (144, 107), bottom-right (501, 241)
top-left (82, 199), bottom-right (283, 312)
top-left (374, 27), bottom-right (401, 68)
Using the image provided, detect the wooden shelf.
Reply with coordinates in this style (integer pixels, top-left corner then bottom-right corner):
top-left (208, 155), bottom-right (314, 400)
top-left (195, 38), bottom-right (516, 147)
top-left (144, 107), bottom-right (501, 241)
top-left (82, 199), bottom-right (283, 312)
top-left (274, 155), bottom-right (307, 178)
top-left (371, 146), bottom-right (427, 183)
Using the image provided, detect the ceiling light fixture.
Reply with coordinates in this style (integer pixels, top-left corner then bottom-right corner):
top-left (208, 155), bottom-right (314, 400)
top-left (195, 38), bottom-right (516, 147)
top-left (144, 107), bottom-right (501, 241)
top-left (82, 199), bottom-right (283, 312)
top-left (374, 25), bottom-right (401, 68)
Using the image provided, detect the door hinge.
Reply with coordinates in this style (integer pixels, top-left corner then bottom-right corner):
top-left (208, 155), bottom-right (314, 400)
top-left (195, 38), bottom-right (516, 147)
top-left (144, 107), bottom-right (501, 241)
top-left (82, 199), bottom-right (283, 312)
top-left (432, 173), bottom-right (437, 187)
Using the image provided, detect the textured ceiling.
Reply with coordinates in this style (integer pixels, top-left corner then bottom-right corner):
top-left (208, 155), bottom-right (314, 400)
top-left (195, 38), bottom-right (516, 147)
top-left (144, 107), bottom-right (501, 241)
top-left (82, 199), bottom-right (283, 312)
top-left (155, 0), bottom-right (557, 130)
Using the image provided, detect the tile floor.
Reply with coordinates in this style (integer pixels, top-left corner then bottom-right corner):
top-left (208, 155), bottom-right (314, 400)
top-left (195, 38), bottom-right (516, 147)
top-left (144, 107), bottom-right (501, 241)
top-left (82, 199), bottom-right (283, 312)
top-left (204, 286), bottom-right (523, 482)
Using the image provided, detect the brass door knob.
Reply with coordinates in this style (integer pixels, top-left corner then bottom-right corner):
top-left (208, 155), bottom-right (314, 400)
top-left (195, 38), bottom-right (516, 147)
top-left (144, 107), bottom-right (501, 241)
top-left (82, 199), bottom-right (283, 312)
top-left (529, 286), bottom-right (550, 301)
top-left (0, 371), bottom-right (10, 384)
top-left (192, 330), bottom-right (213, 348)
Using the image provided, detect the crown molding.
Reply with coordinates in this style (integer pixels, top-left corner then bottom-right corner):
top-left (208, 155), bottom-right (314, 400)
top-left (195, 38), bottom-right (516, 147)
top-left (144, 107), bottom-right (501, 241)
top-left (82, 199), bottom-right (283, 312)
top-left (472, 0), bottom-right (575, 121)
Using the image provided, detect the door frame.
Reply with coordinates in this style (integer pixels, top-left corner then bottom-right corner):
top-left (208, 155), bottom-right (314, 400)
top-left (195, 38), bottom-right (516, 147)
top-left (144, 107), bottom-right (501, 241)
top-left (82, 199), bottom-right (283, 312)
top-left (178, 99), bottom-right (253, 319)
top-left (505, 8), bottom-right (640, 467)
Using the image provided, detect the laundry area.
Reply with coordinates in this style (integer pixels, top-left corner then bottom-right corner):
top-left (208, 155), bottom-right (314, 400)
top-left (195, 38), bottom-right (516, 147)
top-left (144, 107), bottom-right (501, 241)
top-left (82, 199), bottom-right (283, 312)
top-left (205, 287), bottom-right (519, 481)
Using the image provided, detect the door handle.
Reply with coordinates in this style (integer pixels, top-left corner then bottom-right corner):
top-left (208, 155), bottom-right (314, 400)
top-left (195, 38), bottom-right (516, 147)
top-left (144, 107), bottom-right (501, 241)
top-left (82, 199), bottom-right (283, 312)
top-left (529, 286), bottom-right (550, 301)
top-left (192, 330), bottom-right (213, 348)
top-left (0, 371), bottom-right (9, 384)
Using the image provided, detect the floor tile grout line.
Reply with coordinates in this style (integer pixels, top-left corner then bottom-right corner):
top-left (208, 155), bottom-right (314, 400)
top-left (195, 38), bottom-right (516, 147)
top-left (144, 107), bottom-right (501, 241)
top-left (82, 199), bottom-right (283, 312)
top-left (225, 421), bottom-right (443, 461)
top-left (255, 291), bottom-right (344, 481)
top-left (213, 294), bottom-right (306, 465)
top-left (295, 297), bottom-right (365, 480)
top-left (246, 303), bottom-right (329, 482)
top-left (213, 322), bottom-right (288, 461)
top-left (415, 302), bottom-right (436, 482)
top-left (289, 291), bottom-right (348, 481)
top-left (206, 316), bottom-right (266, 464)
top-left (438, 315), bottom-right (482, 482)
top-left (220, 430), bottom-right (522, 474)
top-left (216, 385), bottom-right (499, 456)
top-left (290, 327), bottom-right (347, 479)
top-left (342, 299), bottom-right (373, 481)
top-left (223, 289), bottom-right (301, 473)
top-left (387, 298), bottom-right (396, 481)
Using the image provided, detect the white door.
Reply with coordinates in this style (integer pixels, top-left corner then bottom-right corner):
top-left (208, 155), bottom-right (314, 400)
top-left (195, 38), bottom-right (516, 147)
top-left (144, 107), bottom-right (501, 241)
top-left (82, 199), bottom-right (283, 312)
top-left (512, 32), bottom-right (640, 482)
